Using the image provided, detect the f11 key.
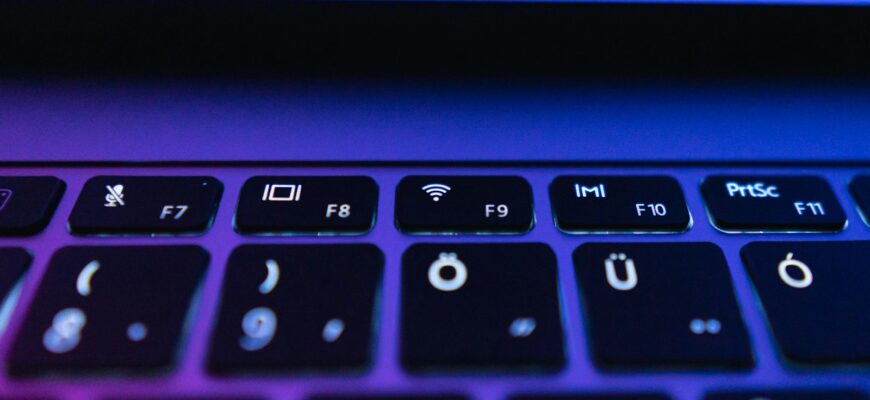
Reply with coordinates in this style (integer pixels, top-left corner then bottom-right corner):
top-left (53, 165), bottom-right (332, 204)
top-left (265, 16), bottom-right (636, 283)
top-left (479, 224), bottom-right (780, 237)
top-left (701, 176), bottom-right (846, 232)
top-left (68, 176), bottom-right (222, 235)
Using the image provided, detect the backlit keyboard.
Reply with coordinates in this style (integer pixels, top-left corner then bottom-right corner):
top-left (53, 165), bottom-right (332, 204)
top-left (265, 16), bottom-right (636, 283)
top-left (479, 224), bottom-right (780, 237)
top-left (0, 166), bottom-right (868, 400)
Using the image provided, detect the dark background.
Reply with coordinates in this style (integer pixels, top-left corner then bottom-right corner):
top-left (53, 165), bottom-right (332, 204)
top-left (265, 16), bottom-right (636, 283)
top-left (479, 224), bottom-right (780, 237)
top-left (1, 1), bottom-right (870, 79)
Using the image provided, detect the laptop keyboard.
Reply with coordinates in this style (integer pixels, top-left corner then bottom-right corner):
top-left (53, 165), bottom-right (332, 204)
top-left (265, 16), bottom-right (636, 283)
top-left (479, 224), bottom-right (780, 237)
top-left (0, 165), bottom-right (867, 400)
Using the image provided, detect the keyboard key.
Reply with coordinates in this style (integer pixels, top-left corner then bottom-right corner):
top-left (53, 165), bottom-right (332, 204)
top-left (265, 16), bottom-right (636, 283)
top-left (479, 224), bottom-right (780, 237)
top-left (550, 176), bottom-right (690, 233)
top-left (741, 241), bottom-right (870, 363)
top-left (395, 176), bottom-right (533, 234)
top-left (573, 242), bottom-right (752, 369)
top-left (104, 397), bottom-right (263, 400)
top-left (208, 244), bottom-right (383, 373)
top-left (0, 176), bottom-right (65, 236)
top-left (8, 246), bottom-right (209, 375)
top-left (401, 243), bottom-right (564, 371)
top-left (849, 175), bottom-right (870, 226)
top-left (68, 176), bottom-right (221, 234)
top-left (701, 175), bottom-right (846, 232)
top-left (311, 396), bottom-right (467, 400)
top-left (512, 395), bottom-right (670, 400)
top-left (705, 390), bottom-right (868, 400)
top-left (0, 247), bottom-right (31, 303)
top-left (309, 394), bottom-right (467, 400)
top-left (235, 176), bottom-right (377, 234)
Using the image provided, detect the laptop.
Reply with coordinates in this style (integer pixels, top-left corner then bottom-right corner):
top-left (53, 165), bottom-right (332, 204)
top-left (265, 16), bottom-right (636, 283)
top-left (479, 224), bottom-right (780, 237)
top-left (0, 0), bottom-right (868, 399)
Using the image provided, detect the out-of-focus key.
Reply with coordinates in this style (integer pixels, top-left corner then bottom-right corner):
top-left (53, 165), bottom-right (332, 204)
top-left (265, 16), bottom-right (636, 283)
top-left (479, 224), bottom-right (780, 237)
top-left (208, 244), bottom-right (383, 373)
top-left (705, 390), bottom-right (868, 400)
top-left (0, 247), bottom-right (31, 306)
top-left (68, 176), bottom-right (221, 235)
top-left (310, 395), bottom-right (468, 400)
top-left (741, 241), bottom-right (870, 363)
top-left (849, 175), bottom-right (870, 226)
top-left (701, 175), bottom-right (846, 232)
top-left (511, 394), bottom-right (670, 400)
top-left (8, 246), bottom-right (208, 375)
top-left (0, 176), bottom-right (65, 236)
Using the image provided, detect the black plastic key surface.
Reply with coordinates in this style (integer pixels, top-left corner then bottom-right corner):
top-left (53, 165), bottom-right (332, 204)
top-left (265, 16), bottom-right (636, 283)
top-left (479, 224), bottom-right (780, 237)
top-left (705, 390), bottom-right (868, 400)
top-left (68, 176), bottom-right (221, 234)
top-left (395, 176), bottom-right (534, 234)
top-left (701, 175), bottom-right (846, 232)
top-left (741, 241), bottom-right (870, 364)
top-left (550, 175), bottom-right (690, 233)
top-left (401, 243), bottom-right (564, 371)
top-left (7, 246), bottom-right (209, 375)
top-left (0, 248), bottom-right (31, 302)
top-left (0, 176), bottom-right (65, 236)
top-left (311, 396), bottom-right (468, 400)
top-left (573, 242), bottom-right (753, 369)
top-left (512, 395), bottom-right (670, 400)
top-left (104, 397), bottom-right (264, 400)
top-left (208, 244), bottom-right (383, 373)
top-left (849, 175), bottom-right (870, 226)
top-left (235, 176), bottom-right (377, 234)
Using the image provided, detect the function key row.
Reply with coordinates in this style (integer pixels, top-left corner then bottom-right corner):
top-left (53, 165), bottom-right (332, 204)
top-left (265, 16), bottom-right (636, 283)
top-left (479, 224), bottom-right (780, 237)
top-left (2, 241), bottom-right (869, 376)
top-left (2, 174), bottom-right (870, 235)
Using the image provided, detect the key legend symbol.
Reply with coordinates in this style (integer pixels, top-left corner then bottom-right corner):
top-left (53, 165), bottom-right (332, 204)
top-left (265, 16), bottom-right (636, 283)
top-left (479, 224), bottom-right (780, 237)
top-left (104, 185), bottom-right (125, 207)
top-left (422, 183), bottom-right (451, 202)
top-left (0, 189), bottom-right (11, 211)
top-left (689, 318), bottom-right (722, 335)
top-left (127, 322), bottom-right (148, 342)
top-left (509, 317), bottom-right (537, 338)
top-left (322, 318), bottom-right (345, 343)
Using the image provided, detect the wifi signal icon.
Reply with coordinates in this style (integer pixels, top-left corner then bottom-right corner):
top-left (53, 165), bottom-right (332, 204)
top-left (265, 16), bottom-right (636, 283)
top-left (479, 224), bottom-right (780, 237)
top-left (422, 183), bottom-right (451, 202)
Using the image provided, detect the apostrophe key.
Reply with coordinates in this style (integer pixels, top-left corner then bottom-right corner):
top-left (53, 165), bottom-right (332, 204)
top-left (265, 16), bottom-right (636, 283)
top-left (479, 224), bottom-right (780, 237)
top-left (741, 241), bottom-right (870, 364)
top-left (68, 176), bottom-right (221, 235)
top-left (235, 176), bottom-right (377, 235)
top-left (395, 176), bottom-right (534, 234)
top-left (0, 176), bottom-right (65, 236)
top-left (7, 246), bottom-right (208, 375)
top-left (208, 244), bottom-right (383, 373)
top-left (0, 248), bottom-right (31, 305)
top-left (550, 175), bottom-right (690, 233)
top-left (701, 176), bottom-right (846, 232)
top-left (705, 390), bottom-right (869, 400)
top-left (401, 243), bottom-right (564, 371)
top-left (573, 242), bottom-right (753, 369)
